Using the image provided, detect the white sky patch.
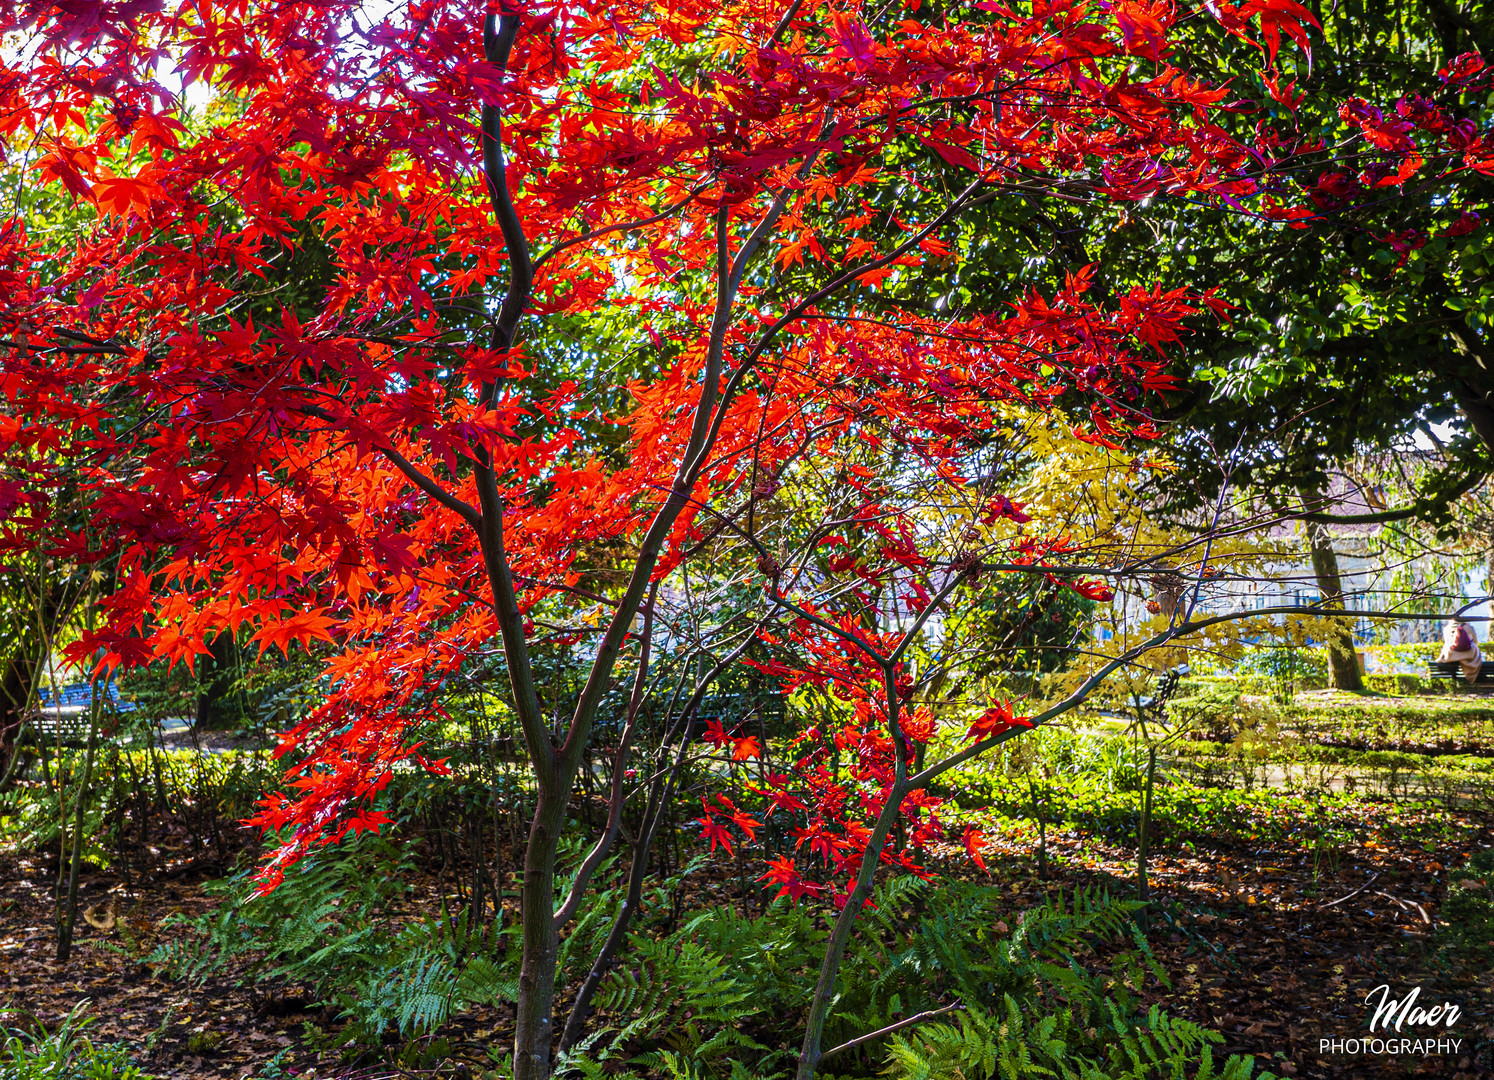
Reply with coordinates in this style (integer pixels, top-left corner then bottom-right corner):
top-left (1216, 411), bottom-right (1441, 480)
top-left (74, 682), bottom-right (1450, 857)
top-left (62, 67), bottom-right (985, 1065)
top-left (6, 0), bottom-right (410, 117)
top-left (1411, 420), bottom-right (1458, 451)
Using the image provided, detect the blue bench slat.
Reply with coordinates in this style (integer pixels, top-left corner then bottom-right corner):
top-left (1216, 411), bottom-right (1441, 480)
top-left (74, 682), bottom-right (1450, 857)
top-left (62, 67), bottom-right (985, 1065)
top-left (36, 681), bottom-right (135, 712)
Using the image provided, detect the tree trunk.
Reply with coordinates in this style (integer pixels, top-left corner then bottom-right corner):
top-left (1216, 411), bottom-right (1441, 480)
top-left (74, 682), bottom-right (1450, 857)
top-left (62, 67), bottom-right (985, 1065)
top-left (1487, 514), bottom-right (1494, 622)
top-left (559, 780), bottom-right (668, 1052)
top-left (513, 788), bottom-right (565, 1080)
top-left (195, 631), bottom-right (240, 728)
top-left (796, 664), bottom-right (911, 1080)
top-left (56, 689), bottom-right (99, 964)
top-left (1303, 519), bottom-right (1364, 692)
top-left (1137, 745), bottom-right (1155, 909)
top-left (795, 777), bottom-right (907, 1080)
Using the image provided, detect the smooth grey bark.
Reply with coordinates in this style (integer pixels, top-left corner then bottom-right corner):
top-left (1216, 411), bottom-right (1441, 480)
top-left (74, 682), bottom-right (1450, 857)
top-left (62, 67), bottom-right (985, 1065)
top-left (0, 722), bottom-right (30, 795)
top-left (795, 767), bottom-right (909, 1080)
top-left (549, 582), bottom-right (657, 932)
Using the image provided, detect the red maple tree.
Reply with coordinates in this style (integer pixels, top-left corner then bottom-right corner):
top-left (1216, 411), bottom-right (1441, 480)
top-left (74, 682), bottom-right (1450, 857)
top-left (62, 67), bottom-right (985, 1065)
top-left (0, 0), bottom-right (1426, 1073)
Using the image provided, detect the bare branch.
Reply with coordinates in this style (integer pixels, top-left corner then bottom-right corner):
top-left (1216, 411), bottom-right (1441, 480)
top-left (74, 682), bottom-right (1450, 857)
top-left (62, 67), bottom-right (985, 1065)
top-left (818, 1004), bottom-right (966, 1063)
top-left (379, 445), bottom-right (481, 527)
top-left (553, 581), bottom-right (659, 931)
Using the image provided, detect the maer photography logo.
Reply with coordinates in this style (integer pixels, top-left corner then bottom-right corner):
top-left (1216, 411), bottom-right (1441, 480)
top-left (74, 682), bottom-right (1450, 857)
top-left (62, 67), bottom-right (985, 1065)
top-left (1319, 984), bottom-right (1465, 1059)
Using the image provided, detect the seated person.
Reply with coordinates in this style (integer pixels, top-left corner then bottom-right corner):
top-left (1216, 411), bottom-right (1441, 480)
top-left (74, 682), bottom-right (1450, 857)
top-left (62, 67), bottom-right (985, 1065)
top-left (1438, 620), bottom-right (1483, 684)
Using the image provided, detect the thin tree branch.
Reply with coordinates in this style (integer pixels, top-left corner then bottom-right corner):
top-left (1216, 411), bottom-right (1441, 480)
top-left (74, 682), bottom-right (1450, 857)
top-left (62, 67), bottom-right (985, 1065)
top-left (552, 581), bottom-right (658, 931)
top-left (532, 192), bottom-right (702, 272)
top-left (1317, 871), bottom-right (1382, 910)
top-left (472, 9), bottom-right (548, 774)
top-left (1293, 465), bottom-right (1484, 525)
top-left (817, 1004), bottom-right (966, 1063)
top-left (554, 206), bottom-right (742, 779)
top-left (380, 445), bottom-right (481, 526)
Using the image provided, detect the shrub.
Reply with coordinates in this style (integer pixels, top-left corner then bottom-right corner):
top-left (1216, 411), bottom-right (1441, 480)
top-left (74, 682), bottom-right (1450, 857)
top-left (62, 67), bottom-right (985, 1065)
top-left (145, 829), bottom-right (517, 1048)
top-left (0, 1003), bottom-right (152, 1080)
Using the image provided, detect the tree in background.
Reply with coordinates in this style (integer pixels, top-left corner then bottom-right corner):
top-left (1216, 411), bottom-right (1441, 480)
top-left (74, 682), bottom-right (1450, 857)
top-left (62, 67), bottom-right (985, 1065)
top-left (962, 2), bottom-right (1494, 684)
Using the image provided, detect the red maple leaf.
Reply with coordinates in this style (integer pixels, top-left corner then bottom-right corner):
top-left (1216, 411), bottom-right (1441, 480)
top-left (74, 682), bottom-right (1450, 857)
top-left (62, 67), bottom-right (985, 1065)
top-left (962, 825), bottom-right (989, 873)
top-left (758, 855), bottom-right (826, 902)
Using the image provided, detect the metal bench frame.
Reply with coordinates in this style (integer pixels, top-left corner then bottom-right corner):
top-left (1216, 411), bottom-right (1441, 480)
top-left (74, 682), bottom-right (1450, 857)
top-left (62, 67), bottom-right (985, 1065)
top-left (1425, 660), bottom-right (1494, 687)
top-left (23, 681), bottom-right (137, 745)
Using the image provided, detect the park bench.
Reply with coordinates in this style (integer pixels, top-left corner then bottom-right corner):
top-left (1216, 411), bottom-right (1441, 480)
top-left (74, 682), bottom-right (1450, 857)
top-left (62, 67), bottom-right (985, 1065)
top-left (1425, 660), bottom-right (1494, 688)
top-left (26, 681), bottom-right (137, 745)
top-left (1127, 664), bottom-right (1190, 723)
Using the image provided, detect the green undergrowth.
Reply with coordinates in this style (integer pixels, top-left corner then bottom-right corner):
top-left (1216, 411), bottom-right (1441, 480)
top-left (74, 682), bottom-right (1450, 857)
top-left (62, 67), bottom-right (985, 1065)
top-left (1438, 846), bottom-right (1494, 969)
top-left (1173, 676), bottom-right (1494, 754)
top-left (1167, 740), bottom-right (1494, 803)
top-left (556, 878), bottom-right (1275, 1080)
top-left (1286, 697), bottom-right (1494, 754)
top-left (136, 831), bottom-right (517, 1062)
top-left (0, 1003), bottom-right (154, 1080)
top-left (940, 769), bottom-right (1478, 855)
top-left (1, 745), bottom-right (282, 862)
top-left (130, 826), bottom-right (1276, 1079)
top-left (1187, 644), bottom-right (1447, 695)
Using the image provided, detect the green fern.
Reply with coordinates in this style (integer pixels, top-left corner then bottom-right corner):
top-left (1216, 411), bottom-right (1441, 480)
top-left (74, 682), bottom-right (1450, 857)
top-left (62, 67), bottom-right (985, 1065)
top-left (142, 832), bottom-right (522, 1049)
top-left (331, 911), bottom-right (521, 1042)
top-left (593, 935), bottom-right (762, 1061)
top-left (883, 1007), bottom-right (1008, 1080)
top-left (825, 881), bottom-right (1186, 1069)
top-left (679, 894), bottom-right (827, 1017)
top-left (457, 953), bottom-right (520, 1006)
top-left (141, 916), bottom-right (229, 985)
top-left (352, 954), bottom-right (457, 1039)
top-left (882, 992), bottom-right (1277, 1080)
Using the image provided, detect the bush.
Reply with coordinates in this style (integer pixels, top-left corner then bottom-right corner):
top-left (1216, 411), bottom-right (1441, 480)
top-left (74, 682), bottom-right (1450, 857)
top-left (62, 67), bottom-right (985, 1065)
top-left (1363, 642), bottom-right (1443, 673)
top-left (0, 745), bottom-right (283, 870)
top-left (0, 1003), bottom-right (153, 1080)
top-left (1170, 679), bottom-right (1274, 735)
top-left (1362, 673), bottom-right (1439, 695)
top-left (1237, 646), bottom-right (1326, 701)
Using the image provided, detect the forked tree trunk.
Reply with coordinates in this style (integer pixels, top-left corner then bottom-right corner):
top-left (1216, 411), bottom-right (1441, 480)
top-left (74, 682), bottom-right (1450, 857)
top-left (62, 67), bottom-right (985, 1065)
top-left (459, 6), bottom-right (923, 1069)
top-left (559, 773), bottom-right (670, 1052)
top-left (1303, 519), bottom-right (1364, 692)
